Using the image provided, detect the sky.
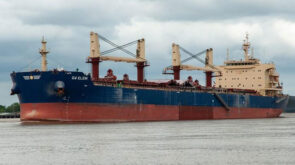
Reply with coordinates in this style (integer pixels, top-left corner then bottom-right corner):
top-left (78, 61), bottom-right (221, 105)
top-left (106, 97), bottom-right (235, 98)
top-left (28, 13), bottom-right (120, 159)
top-left (1, 0), bottom-right (295, 105)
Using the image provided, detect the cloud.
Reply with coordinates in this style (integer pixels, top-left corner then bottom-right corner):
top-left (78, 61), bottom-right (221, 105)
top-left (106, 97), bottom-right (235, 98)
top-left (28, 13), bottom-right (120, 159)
top-left (114, 18), bottom-right (295, 61)
top-left (2, 0), bottom-right (157, 27)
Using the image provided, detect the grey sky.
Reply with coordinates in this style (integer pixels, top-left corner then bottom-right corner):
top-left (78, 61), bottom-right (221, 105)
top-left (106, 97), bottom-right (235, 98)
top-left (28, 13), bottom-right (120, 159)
top-left (1, 0), bottom-right (295, 105)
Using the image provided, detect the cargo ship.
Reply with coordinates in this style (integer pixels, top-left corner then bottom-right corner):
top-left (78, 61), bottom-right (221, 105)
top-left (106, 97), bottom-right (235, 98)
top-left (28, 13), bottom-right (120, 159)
top-left (10, 32), bottom-right (288, 122)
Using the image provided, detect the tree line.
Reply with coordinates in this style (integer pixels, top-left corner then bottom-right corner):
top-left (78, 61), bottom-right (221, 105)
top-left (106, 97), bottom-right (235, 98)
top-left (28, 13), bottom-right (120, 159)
top-left (0, 103), bottom-right (20, 113)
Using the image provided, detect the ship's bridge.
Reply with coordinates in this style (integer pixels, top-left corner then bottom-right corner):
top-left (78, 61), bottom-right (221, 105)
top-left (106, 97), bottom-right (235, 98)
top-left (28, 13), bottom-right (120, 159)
top-left (224, 58), bottom-right (260, 66)
top-left (215, 34), bottom-right (282, 96)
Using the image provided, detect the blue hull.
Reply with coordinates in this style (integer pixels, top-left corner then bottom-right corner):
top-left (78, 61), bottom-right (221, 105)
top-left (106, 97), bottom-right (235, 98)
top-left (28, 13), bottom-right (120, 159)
top-left (10, 71), bottom-right (288, 121)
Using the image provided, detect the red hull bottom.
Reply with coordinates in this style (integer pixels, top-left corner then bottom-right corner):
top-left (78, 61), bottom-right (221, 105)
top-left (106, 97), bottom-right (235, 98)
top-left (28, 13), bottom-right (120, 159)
top-left (20, 103), bottom-right (282, 122)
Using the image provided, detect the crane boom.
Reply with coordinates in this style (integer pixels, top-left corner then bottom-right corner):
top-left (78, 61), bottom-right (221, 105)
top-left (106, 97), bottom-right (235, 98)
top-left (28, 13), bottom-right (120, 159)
top-left (88, 32), bottom-right (148, 83)
top-left (100, 56), bottom-right (146, 63)
top-left (163, 43), bottom-right (221, 87)
top-left (101, 40), bottom-right (138, 55)
top-left (179, 46), bottom-right (220, 72)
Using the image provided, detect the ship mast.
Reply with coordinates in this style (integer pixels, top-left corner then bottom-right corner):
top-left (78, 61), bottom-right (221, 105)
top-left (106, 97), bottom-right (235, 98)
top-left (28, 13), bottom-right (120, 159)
top-left (39, 37), bottom-right (49, 71)
top-left (242, 33), bottom-right (250, 61)
top-left (226, 48), bottom-right (230, 61)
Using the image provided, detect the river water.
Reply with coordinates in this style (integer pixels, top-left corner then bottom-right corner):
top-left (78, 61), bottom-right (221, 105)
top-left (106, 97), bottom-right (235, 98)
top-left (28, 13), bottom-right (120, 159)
top-left (0, 113), bottom-right (295, 165)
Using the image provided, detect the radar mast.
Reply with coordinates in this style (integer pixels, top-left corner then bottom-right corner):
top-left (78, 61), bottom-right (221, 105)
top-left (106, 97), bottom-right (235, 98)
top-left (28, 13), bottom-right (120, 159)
top-left (242, 33), bottom-right (250, 61)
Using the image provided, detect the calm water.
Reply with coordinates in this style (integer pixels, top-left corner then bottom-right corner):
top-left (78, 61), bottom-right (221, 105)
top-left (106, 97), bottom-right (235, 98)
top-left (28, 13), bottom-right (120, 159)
top-left (0, 114), bottom-right (295, 165)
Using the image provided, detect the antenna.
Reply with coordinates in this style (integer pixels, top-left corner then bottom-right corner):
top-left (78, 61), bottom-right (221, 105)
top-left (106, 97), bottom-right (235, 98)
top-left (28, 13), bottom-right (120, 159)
top-left (226, 48), bottom-right (230, 61)
top-left (251, 47), bottom-right (254, 58)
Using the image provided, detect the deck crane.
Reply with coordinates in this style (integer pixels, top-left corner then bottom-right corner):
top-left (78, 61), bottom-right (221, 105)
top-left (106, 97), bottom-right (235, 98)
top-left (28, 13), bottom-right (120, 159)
top-left (163, 43), bottom-right (221, 87)
top-left (87, 32), bottom-right (148, 83)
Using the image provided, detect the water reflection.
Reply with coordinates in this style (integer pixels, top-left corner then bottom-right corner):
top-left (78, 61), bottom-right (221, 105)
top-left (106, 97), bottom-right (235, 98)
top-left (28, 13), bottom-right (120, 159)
top-left (0, 113), bottom-right (294, 165)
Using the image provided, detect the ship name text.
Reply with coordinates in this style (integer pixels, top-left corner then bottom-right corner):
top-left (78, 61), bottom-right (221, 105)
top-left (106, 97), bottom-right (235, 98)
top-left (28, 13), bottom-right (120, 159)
top-left (72, 76), bottom-right (88, 80)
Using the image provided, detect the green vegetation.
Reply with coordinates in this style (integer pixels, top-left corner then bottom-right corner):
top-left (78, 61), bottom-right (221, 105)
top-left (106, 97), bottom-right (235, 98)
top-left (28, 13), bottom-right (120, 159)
top-left (0, 105), bottom-right (5, 113)
top-left (0, 103), bottom-right (20, 113)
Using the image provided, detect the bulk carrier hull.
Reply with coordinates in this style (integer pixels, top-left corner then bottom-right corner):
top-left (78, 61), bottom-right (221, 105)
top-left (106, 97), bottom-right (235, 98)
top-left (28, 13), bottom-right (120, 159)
top-left (11, 71), bottom-right (286, 122)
